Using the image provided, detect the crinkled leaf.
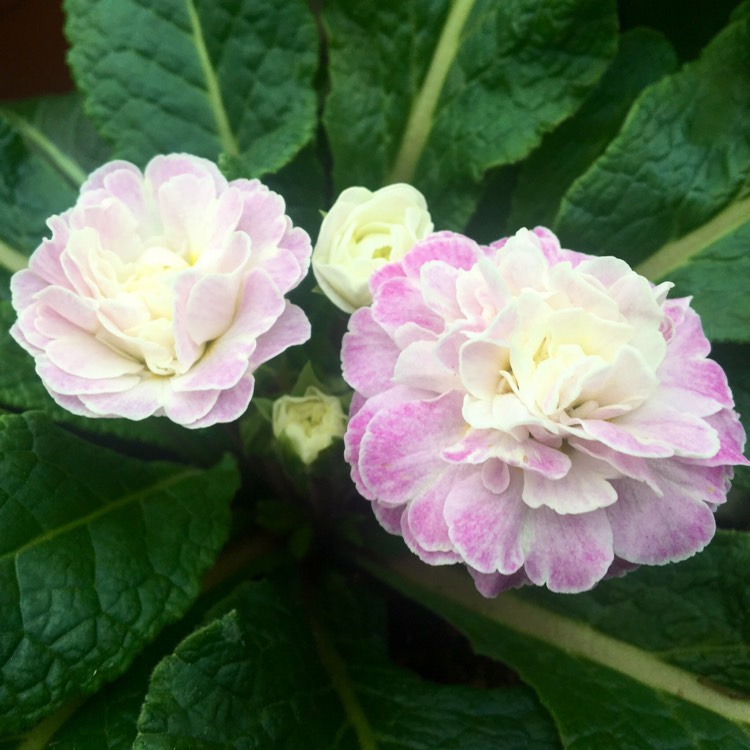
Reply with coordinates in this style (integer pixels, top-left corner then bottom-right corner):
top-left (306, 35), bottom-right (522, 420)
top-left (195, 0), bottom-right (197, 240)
top-left (0, 412), bottom-right (238, 733)
top-left (64, 0), bottom-right (318, 175)
top-left (324, 0), bottom-right (618, 229)
top-left (0, 301), bottom-right (231, 465)
top-left (509, 28), bottom-right (678, 229)
top-left (134, 575), bottom-right (560, 749)
top-left (554, 10), bottom-right (750, 342)
top-left (370, 531), bottom-right (750, 750)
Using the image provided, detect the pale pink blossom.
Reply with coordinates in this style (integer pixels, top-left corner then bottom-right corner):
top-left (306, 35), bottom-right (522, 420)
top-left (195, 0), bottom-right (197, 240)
top-left (342, 227), bottom-right (748, 593)
top-left (11, 154), bottom-right (311, 428)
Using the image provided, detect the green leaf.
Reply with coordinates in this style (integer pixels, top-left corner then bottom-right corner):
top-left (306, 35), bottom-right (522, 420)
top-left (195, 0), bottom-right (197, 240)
top-left (324, 0), bottom-right (618, 229)
top-left (3, 93), bottom-right (110, 177)
top-left (367, 531), bottom-right (750, 750)
top-left (134, 575), bottom-right (560, 749)
top-left (64, 0), bottom-right (319, 175)
top-left (0, 412), bottom-right (238, 733)
top-left (554, 11), bottom-right (750, 342)
top-left (509, 28), bottom-right (678, 230)
top-left (0, 115), bottom-right (77, 265)
top-left (0, 300), bottom-right (231, 465)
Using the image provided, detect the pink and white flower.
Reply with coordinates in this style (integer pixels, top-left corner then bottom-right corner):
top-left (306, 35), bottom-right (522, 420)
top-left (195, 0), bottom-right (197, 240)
top-left (342, 227), bottom-right (748, 594)
top-left (11, 154), bottom-right (311, 428)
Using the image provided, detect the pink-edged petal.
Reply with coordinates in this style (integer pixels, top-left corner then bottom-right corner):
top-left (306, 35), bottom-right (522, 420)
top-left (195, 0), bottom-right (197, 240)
top-left (187, 375), bottom-right (256, 428)
top-left (171, 339), bottom-right (253, 392)
top-left (607, 467), bottom-right (718, 565)
top-left (184, 273), bottom-right (242, 345)
top-left (344, 386), bottom-right (425, 499)
top-left (224, 268), bottom-right (285, 344)
top-left (419, 260), bottom-right (463, 322)
top-left (401, 231), bottom-right (481, 278)
top-left (248, 302), bottom-right (310, 370)
top-left (523, 506), bottom-right (614, 592)
top-left (393, 338), bottom-right (459, 394)
top-left (693, 409), bottom-right (750, 467)
top-left (443, 429), bottom-right (570, 479)
top-left (372, 501), bottom-right (405, 535)
top-left (79, 377), bottom-right (170, 420)
top-left (521, 451), bottom-right (618, 514)
top-left (144, 154), bottom-right (226, 195)
top-left (46, 336), bottom-right (143, 378)
top-left (469, 568), bottom-right (532, 597)
top-left (341, 308), bottom-right (400, 397)
top-left (359, 391), bottom-right (466, 503)
top-left (36, 358), bottom-right (139, 395)
top-left (371, 275), bottom-right (443, 336)
top-left (444, 470), bottom-right (527, 575)
top-left (402, 466), bottom-right (467, 554)
top-left (163, 388), bottom-right (220, 426)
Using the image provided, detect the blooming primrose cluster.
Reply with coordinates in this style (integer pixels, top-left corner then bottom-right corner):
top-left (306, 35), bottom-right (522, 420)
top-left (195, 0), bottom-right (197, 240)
top-left (11, 154), bottom-right (311, 428)
top-left (342, 227), bottom-right (749, 594)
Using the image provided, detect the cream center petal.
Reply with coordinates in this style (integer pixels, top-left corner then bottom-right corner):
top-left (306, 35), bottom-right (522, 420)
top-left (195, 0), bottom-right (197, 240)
top-left (91, 243), bottom-right (206, 377)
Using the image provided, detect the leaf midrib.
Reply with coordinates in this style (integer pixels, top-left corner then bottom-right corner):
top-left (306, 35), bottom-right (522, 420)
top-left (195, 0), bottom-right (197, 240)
top-left (370, 554), bottom-right (750, 726)
top-left (636, 196), bottom-right (750, 281)
top-left (389, 0), bottom-right (477, 183)
top-left (2, 467), bottom-right (199, 565)
top-left (185, 0), bottom-right (239, 158)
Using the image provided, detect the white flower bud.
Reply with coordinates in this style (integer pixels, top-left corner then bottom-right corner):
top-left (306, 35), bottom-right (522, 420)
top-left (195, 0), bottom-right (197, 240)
top-left (272, 387), bottom-right (347, 465)
top-left (312, 184), bottom-right (434, 312)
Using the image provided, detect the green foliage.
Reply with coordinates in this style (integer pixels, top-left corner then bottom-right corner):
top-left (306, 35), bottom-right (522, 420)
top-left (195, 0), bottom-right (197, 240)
top-left (0, 413), bottom-right (238, 733)
top-left (0, 116), bottom-right (77, 259)
top-left (375, 531), bottom-right (750, 750)
top-left (0, 1), bottom-right (748, 748)
top-left (64, 0), bottom-right (319, 175)
top-left (324, 0), bottom-right (618, 229)
top-left (510, 28), bottom-right (678, 229)
top-left (555, 9), bottom-right (750, 341)
top-left (133, 575), bottom-right (559, 749)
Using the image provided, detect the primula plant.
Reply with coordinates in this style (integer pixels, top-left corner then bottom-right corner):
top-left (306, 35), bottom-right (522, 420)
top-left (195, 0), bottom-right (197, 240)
top-left (1, 1), bottom-right (749, 748)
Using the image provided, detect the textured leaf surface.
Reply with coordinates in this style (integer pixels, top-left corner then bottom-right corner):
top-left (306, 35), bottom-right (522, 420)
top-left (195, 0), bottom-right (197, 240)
top-left (134, 576), bottom-right (560, 749)
top-left (370, 531), bottom-right (750, 750)
top-left (554, 11), bottom-right (750, 342)
top-left (324, 0), bottom-right (617, 228)
top-left (510, 28), bottom-right (677, 229)
top-left (0, 412), bottom-right (238, 733)
top-left (64, 0), bottom-right (318, 175)
top-left (0, 301), bottom-right (230, 464)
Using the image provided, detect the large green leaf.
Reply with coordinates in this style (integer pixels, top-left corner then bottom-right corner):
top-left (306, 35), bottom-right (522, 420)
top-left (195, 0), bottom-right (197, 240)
top-left (323, 0), bottom-right (617, 229)
top-left (0, 412), bottom-right (238, 733)
top-left (554, 10), bottom-right (750, 342)
top-left (64, 0), bottom-right (319, 175)
top-left (367, 531), bottom-right (750, 750)
top-left (133, 575), bottom-right (560, 749)
top-left (509, 28), bottom-right (678, 230)
top-left (0, 301), bottom-right (231, 465)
